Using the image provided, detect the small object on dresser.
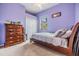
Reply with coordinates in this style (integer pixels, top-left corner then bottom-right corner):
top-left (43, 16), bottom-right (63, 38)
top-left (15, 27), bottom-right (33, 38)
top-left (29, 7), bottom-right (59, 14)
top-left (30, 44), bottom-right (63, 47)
top-left (16, 21), bottom-right (21, 25)
top-left (5, 20), bottom-right (11, 24)
top-left (12, 22), bottom-right (15, 24)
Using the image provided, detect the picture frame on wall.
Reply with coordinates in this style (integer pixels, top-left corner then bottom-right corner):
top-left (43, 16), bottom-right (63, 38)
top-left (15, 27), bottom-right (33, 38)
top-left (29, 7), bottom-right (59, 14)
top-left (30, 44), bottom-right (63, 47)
top-left (40, 17), bottom-right (48, 30)
top-left (52, 12), bottom-right (61, 18)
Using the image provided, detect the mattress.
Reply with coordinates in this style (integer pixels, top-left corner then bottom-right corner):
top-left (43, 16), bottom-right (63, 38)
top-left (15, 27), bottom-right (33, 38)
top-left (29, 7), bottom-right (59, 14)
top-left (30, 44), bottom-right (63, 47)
top-left (31, 32), bottom-right (68, 48)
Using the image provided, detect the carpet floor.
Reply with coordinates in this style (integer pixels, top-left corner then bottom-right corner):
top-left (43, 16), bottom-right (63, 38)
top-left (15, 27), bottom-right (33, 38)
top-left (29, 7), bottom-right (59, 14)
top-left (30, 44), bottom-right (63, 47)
top-left (24, 43), bottom-right (65, 56)
top-left (0, 42), bottom-right (65, 56)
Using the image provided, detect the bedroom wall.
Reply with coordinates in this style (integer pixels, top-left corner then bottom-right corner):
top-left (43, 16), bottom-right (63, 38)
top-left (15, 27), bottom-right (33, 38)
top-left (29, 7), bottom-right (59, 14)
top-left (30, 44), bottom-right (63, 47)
top-left (75, 4), bottom-right (79, 23)
top-left (37, 3), bottom-right (75, 32)
top-left (0, 3), bottom-right (26, 27)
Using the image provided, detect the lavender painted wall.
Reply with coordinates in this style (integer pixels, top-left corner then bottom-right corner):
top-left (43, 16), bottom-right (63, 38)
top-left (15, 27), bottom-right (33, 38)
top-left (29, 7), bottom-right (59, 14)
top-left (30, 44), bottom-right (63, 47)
top-left (75, 4), bottom-right (79, 23)
top-left (0, 23), bottom-right (5, 45)
top-left (37, 3), bottom-right (75, 32)
top-left (0, 3), bottom-right (26, 27)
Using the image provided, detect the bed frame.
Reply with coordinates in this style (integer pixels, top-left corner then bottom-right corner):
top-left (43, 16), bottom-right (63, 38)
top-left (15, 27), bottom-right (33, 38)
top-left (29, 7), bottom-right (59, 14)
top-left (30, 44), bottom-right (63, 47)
top-left (31, 22), bottom-right (79, 56)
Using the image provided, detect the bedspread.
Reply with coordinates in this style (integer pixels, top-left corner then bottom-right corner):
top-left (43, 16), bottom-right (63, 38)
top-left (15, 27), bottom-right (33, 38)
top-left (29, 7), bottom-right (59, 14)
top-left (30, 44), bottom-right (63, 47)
top-left (31, 32), bottom-right (68, 48)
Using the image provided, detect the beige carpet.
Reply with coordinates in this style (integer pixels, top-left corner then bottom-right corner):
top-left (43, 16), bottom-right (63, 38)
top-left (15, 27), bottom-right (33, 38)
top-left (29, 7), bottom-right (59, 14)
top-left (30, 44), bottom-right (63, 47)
top-left (24, 43), bottom-right (65, 56)
top-left (0, 42), bottom-right (65, 56)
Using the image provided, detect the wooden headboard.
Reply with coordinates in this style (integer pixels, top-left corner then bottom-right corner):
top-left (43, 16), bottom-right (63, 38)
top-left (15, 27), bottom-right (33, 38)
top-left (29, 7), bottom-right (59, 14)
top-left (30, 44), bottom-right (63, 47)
top-left (68, 22), bottom-right (79, 49)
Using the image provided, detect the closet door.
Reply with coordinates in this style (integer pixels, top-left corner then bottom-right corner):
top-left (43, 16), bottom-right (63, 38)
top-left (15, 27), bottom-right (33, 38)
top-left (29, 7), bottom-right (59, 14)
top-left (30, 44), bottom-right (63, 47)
top-left (26, 16), bottom-right (37, 41)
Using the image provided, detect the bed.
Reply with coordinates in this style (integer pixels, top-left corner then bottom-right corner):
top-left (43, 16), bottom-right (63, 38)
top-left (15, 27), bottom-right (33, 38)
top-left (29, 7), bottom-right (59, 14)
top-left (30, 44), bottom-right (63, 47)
top-left (32, 32), bottom-right (68, 48)
top-left (31, 22), bottom-right (79, 56)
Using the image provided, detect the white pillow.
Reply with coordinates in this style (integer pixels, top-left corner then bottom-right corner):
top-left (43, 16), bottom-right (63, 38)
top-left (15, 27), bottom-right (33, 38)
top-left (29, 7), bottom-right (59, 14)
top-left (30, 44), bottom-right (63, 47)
top-left (61, 30), bottom-right (72, 39)
top-left (54, 29), bottom-right (67, 37)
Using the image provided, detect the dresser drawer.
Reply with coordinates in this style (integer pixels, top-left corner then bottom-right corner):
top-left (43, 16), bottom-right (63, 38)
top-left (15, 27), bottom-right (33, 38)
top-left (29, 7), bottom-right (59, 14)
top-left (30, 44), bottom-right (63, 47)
top-left (5, 40), bottom-right (15, 45)
top-left (5, 41), bottom-right (17, 46)
top-left (6, 36), bottom-right (15, 41)
top-left (6, 28), bottom-right (15, 32)
top-left (16, 36), bottom-right (24, 42)
top-left (6, 32), bottom-right (15, 36)
top-left (6, 40), bottom-right (14, 43)
top-left (16, 39), bottom-right (24, 42)
top-left (16, 32), bottom-right (23, 35)
top-left (16, 25), bottom-right (22, 29)
top-left (16, 35), bottom-right (23, 39)
top-left (6, 24), bottom-right (15, 29)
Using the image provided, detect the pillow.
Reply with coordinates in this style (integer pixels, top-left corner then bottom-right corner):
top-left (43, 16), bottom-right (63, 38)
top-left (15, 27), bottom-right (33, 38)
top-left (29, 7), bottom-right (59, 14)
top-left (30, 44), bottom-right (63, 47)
top-left (61, 30), bottom-right (72, 39)
top-left (54, 29), bottom-right (67, 37)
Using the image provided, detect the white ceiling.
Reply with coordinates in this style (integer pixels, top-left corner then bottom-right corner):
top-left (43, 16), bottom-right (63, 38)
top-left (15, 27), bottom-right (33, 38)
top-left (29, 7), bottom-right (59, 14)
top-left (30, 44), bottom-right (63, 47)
top-left (21, 3), bottom-right (59, 14)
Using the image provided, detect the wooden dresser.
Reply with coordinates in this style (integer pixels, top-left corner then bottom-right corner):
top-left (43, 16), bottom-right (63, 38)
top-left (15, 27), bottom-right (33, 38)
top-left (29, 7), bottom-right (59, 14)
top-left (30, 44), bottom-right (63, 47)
top-left (5, 24), bottom-right (24, 47)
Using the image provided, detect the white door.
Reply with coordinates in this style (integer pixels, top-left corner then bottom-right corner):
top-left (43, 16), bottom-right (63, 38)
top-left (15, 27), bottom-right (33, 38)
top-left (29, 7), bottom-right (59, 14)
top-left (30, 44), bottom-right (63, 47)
top-left (26, 16), bottom-right (37, 42)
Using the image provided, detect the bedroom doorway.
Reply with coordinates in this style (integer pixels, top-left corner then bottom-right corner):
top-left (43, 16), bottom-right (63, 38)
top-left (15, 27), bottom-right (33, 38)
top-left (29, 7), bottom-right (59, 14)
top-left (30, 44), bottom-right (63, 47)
top-left (26, 15), bottom-right (37, 43)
